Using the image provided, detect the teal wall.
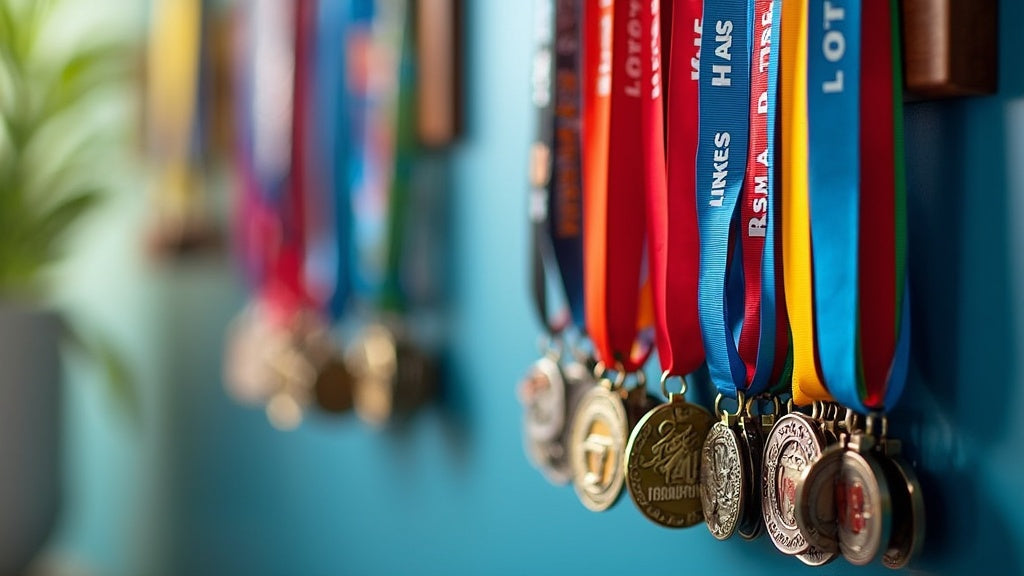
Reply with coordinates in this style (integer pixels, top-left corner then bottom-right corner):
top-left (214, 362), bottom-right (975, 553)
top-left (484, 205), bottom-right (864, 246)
top-left (48, 1), bottom-right (1024, 575)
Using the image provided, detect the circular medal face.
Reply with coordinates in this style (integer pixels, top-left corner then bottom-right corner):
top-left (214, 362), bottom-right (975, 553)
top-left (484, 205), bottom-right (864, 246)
top-left (737, 418), bottom-right (764, 541)
top-left (625, 398), bottom-right (713, 528)
top-left (224, 305), bottom-right (281, 405)
top-left (348, 325), bottom-right (399, 426)
top-left (838, 449), bottom-right (892, 566)
top-left (699, 421), bottom-right (746, 539)
top-left (519, 356), bottom-right (566, 443)
top-left (569, 385), bottom-right (630, 512)
top-left (313, 356), bottom-right (355, 414)
top-left (762, 413), bottom-right (828, 555)
top-left (881, 454), bottom-right (925, 570)
top-left (795, 444), bottom-right (842, 553)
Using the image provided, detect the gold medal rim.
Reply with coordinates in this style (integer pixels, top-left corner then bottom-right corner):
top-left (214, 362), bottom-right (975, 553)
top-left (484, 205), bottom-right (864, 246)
top-left (837, 448), bottom-right (893, 566)
top-left (568, 385), bottom-right (629, 512)
top-left (699, 420), bottom-right (746, 540)
top-left (623, 399), bottom-right (713, 528)
top-left (762, 412), bottom-right (828, 555)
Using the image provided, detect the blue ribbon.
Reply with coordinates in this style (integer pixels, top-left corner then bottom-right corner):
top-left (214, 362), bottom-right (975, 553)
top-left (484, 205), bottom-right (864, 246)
top-left (696, 0), bottom-right (752, 398)
top-left (806, 0), bottom-right (862, 410)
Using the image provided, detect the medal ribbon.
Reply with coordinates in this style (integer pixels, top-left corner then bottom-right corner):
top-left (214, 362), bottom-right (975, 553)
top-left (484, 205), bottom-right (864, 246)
top-left (695, 0), bottom-right (752, 398)
top-left (347, 0), bottom-right (414, 314)
top-left (258, 0), bottom-right (314, 323)
top-left (651, 0), bottom-right (703, 378)
top-left (781, 0), bottom-right (831, 405)
top-left (305, 0), bottom-right (352, 320)
top-left (807, 0), bottom-right (909, 413)
top-left (583, 0), bottom-right (655, 374)
top-left (529, 0), bottom-right (586, 336)
top-left (736, 0), bottom-right (787, 395)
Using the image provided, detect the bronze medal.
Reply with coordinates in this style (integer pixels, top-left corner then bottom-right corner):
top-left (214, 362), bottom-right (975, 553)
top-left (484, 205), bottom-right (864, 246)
top-left (313, 355), bottom-right (355, 414)
top-left (880, 449), bottom-right (925, 570)
top-left (347, 323), bottom-right (437, 427)
top-left (700, 420), bottom-right (746, 538)
top-left (626, 394), bottom-right (713, 528)
top-left (762, 412), bottom-right (830, 556)
top-left (837, 434), bottom-right (893, 566)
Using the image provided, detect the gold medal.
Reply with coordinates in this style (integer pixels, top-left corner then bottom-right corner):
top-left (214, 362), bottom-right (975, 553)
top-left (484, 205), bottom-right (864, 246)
top-left (699, 394), bottom-right (747, 538)
top-left (626, 384), bottom-right (713, 528)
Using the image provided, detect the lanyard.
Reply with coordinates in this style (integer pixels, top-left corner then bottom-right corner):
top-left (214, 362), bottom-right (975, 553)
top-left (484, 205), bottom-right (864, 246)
top-left (309, 0), bottom-right (352, 320)
top-left (347, 0), bottom-right (412, 314)
top-left (529, 0), bottom-right (585, 336)
top-left (695, 0), bottom-right (751, 398)
top-left (257, 0), bottom-right (314, 324)
top-left (583, 0), bottom-right (655, 374)
top-left (652, 0), bottom-right (704, 378)
top-left (780, 0), bottom-right (830, 406)
top-left (736, 0), bottom-right (786, 395)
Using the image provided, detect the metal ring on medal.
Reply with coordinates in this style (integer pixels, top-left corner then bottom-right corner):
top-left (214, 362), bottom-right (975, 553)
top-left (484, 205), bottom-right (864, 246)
top-left (521, 356), bottom-right (566, 443)
top-left (838, 449), bottom-right (892, 566)
top-left (881, 454), bottom-right (925, 570)
top-left (569, 386), bottom-right (629, 512)
top-left (762, 413), bottom-right (828, 555)
top-left (795, 444), bottom-right (843, 553)
top-left (699, 422), bottom-right (745, 539)
top-left (624, 399), bottom-right (713, 528)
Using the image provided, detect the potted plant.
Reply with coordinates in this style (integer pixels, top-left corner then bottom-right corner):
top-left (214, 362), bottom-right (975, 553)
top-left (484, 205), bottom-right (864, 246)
top-left (0, 0), bottom-right (133, 572)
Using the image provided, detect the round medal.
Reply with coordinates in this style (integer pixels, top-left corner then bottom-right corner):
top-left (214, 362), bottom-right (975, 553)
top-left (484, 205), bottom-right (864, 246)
top-left (699, 421), bottom-right (745, 538)
top-left (881, 453), bottom-right (925, 570)
top-left (837, 448), bottom-right (892, 566)
top-left (625, 396), bottom-right (713, 528)
top-left (762, 412), bottom-right (828, 555)
top-left (519, 355), bottom-right (567, 444)
top-left (347, 324), bottom-right (399, 426)
top-left (795, 444), bottom-right (842, 553)
top-left (569, 384), bottom-right (630, 512)
top-left (313, 355), bottom-right (355, 414)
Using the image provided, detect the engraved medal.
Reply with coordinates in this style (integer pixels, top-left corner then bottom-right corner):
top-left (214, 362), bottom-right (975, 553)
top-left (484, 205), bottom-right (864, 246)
top-left (837, 434), bottom-right (893, 566)
top-left (762, 412), bottom-right (832, 557)
top-left (700, 419), bottom-right (746, 538)
top-left (626, 394), bottom-right (713, 528)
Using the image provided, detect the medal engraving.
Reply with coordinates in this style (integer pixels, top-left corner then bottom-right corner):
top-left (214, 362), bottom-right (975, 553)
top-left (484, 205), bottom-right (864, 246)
top-left (700, 421), bottom-right (745, 539)
top-left (762, 413), bottom-right (827, 555)
top-left (569, 385), bottom-right (630, 512)
top-left (837, 447), bottom-right (892, 566)
top-left (625, 396), bottom-right (713, 528)
top-left (795, 444), bottom-right (842, 553)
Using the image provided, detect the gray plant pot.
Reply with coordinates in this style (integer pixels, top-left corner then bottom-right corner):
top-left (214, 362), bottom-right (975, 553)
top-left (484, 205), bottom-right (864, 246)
top-left (0, 306), bottom-right (62, 575)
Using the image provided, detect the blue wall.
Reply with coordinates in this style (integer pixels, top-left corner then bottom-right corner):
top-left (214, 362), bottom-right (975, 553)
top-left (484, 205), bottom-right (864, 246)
top-left (50, 1), bottom-right (1024, 575)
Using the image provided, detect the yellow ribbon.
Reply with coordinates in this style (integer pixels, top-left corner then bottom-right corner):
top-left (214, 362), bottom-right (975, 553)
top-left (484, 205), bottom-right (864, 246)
top-left (781, 0), bottom-right (832, 405)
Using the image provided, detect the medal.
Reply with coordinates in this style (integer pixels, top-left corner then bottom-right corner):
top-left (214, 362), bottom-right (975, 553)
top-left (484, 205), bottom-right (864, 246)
top-left (346, 322), bottom-right (436, 427)
top-left (699, 395), bottom-right (747, 539)
top-left (569, 367), bottom-right (656, 512)
top-left (626, 377), bottom-right (712, 528)
top-left (762, 410), bottom-right (832, 557)
top-left (879, 437), bottom-right (925, 570)
top-left (736, 396), bottom-right (778, 541)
